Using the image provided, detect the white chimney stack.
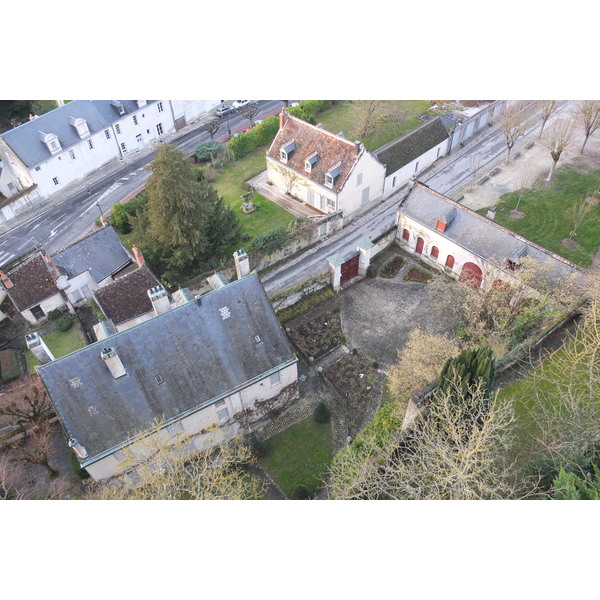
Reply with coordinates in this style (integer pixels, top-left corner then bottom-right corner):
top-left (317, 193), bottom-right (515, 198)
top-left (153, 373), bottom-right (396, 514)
top-left (26, 332), bottom-right (55, 364)
top-left (233, 249), bottom-right (250, 279)
top-left (68, 437), bottom-right (88, 459)
top-left (100, 347), bottom-right (127, 379)
top-left (147, 285), bottom-right (171, 315)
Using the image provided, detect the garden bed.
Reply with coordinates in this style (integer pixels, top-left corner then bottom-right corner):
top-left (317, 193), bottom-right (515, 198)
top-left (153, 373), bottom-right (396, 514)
top-left (287, 307), bottom-right (344, 361)
top-left (0, 348), bottom-right (21, 382)
top-left (379, 255), bottom-right (405, 278)
top-left (323, 353), bottom-right (377, 435)
top-left (403, 266), bottom-right (433, 282)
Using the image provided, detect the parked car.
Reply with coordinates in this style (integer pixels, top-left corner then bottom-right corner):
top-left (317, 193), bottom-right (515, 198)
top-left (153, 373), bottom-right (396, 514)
top-left (216, 104), bottom-right (234, 117)
top-left (232, 100), bottom-right (251, 109)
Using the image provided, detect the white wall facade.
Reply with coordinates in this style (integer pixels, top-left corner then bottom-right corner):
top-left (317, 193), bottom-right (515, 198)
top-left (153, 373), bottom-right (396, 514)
top-left (84, 362), bottom-right (298, 481)
top-left (382, 139), bottom-right (449, 199)
top-left (337, 152), bottom-right (386, 217)
top-left (21, 292), bottom-right (69, 324)
top-left (170, 100), bottom-right (220, 128)
top-left (64, 271), bottom-right (97, 305)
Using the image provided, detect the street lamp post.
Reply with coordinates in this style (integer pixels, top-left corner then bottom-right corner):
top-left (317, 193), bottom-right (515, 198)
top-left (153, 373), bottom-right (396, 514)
top-left (96, 200), bottom-right (105, 227)
top-left (222, 100), bottom-right (231, 137)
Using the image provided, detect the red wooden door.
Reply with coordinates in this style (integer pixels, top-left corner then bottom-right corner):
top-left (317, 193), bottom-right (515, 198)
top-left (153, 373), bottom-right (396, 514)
top-left (340, 252), bottom-right (360, 285)
top-left (415, 237), bottom-right (424, 255)
top-left (459, 262), bottom-right (483, 290)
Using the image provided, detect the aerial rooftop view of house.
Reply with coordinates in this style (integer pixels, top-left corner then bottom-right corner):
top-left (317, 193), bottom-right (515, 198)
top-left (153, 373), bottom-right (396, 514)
top-left (37, 273), bottom-right (299, 481)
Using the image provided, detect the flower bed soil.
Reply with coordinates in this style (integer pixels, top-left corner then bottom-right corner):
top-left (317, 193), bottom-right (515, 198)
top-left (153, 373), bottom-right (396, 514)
top-left (380, 255), bottom-right (405, 278)
top-left (323, 353), bottom-right (377, 435)
top-left (287, 309), bottom-right (344, 360)
top-left (403, 266), bottom-right (433, 283)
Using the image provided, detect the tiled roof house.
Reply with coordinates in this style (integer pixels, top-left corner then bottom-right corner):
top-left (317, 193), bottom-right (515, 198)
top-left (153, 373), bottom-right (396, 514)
top-left (38, 273), bottom-right (299, 481)
top-left (266, 113), bottom-right (386, 219)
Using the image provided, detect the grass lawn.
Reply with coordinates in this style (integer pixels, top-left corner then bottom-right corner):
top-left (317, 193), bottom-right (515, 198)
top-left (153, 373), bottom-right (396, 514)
top-left (260, 417), bottom-right (333, 498)
top-left (481, 167), bottom-right (600, 267)
top-left (315, 100), bottom-right (434, 152)
top-left (27, 323), bottom-right (87, 371)
top-left (0, 348), bottom-right (21, 382)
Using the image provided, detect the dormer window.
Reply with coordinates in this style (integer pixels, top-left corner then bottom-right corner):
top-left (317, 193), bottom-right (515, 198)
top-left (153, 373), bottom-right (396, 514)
top-left (436, 207), bottom-right (457, 233)
top-left (39, 131), bottom-right (62, 155)
top-left (110, 100), bottom-right (126, 115)
top-left (325, 163), bottom-right (342, 189)
top-left (506, 244), bottom-right (528, 271)
top-left (305, 151), bottom-right (319, 172)
top-left (69, 117), bottom-right (90, 139)
top-left (280, 141), bottom-right (296, 164)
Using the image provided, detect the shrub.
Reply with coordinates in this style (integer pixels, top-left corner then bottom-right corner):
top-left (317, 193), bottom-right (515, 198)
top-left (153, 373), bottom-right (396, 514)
top-left (251, 438), bottom-right (271, 458)
top-left (313, 402), bottom-right (331, 424)
top-left (110, 203), bottom-right (131, 233)
top-left (287, 100), bottom-right (332, 124)
top-left (367, 264), bottom-right (378, 278)
top-left (352, 348), bottom-right (358, 355)
top-left (277, 287), bottom-right (335, 323)
top-left (249, 226), bottom-right (288, 253)
top-left (47, 308), bottom-right (63, 322)
top-left (56, 315), bottom-right (74, 332)
top-left (291, 484), bottom-right (313, 499)
top-left (194, 140), bottom-right (224, 162)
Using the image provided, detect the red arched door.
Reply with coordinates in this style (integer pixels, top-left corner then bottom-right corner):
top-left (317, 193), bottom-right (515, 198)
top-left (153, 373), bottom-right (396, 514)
top-left (430, 246), bottom-right (439, 260)
top-left (459, 261), bottom-right (483, 290)
top-left (402, 228), bottom-right (410, 241)
top-left (415, 237), bottom-right (424, 255)
top-left (445, 255), bottom-right (455, 269)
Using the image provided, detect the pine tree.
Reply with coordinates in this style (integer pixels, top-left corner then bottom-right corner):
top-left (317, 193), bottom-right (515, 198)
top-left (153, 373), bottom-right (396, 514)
top-left (203, 188), bottom-right (241, 253)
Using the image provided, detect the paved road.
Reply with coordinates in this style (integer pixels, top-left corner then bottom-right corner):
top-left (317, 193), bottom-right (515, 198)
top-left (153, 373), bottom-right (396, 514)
top-left (261, 100), bottom-right (576, 296)
top-left (0, 100), bottom-right (289, 266)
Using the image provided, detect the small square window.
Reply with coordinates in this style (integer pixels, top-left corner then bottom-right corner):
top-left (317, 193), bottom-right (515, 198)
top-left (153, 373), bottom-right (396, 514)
top-left (52, 177), bottom-right (59, 185)
top-left (120, 142), bottom-right (127, 153)
top-left (327, 198), bottom-right (336, 209)
top-left (133, 115), bottom-right (138, 126)
top-left (157, 102), bottom-right (164, 113)
top-left (357, 173), bottom-right (363, 186)
top-left (270, 371), bottom-right (281, 387)
top-left (88, 139), bottom-right (94, 150)
top-left (104, 129), bottom-right (111, 139)
top-left (115, 124), bottom-right (121, 134)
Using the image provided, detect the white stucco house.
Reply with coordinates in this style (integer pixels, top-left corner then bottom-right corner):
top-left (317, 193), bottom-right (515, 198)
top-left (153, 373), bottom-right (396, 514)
top-left (38, 273), bottom-right (299, 481)
top-left (374, 117), bottom-right (450, 199)
top-left (0, 101), bottom-right (175, 200)
top-left (266, 113), bottom-right (386, 221)
top-left (396, 182), bottom-right (581, 291)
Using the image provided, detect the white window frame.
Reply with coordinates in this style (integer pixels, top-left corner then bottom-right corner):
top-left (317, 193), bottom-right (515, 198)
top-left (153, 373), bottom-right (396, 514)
top-left (104, 129), bottom-right (111, 139)
top-left (120, 142), bottom-right (127, 153)
top-left (157, 102), bottom-right (164, 113)
top-left (357, 173), bottom-right (363, 186)
top-left (156, 123), bottom-right (164, 135)
top-left (115, 124), bottom-right (121, 134)
top-left (133, 115), bottom-right (138, 126)
top-left (69, 149), bottom-right (76, 160)
top-left (52, 177), bottom-right (59, 185)
top-left (88, 139), bottom-right (94, 149)
top-left (270, 371), bottom-right (281, 387)
top-left (325, 174), bottom-right (334, 188)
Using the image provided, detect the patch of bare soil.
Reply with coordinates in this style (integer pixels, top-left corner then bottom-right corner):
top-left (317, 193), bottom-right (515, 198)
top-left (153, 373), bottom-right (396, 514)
top-left (561, 237), bottom-right (578, 250)
top-left (510, 209), bottom-right (525, 219)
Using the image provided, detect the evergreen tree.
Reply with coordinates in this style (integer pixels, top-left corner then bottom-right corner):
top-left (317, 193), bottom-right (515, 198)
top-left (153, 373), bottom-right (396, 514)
top-left (203, 188), bottom-right (241, 253)
top-left (437, 346), bottom-right (496, 401)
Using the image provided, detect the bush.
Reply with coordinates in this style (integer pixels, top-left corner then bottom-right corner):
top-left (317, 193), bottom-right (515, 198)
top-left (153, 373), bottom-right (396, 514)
top-left (248, 226), bottom-right (288, 253)
top-left (291, 484), bottom-right (313, 499)
top-left (56, 315), bottom-right (74, 332)
top-left (313, 402), bottom-right (331, 424)
top-left (367, 264), bottom-right (378, 278)
top-left (47, 308), bottom-right (63, 322)
top-left (194, 140), bottom-right (224, 162)
top-left (251, 438), bottom-right (271, 458)
top-left (277, 287), bottom-right (335, 323)
top-left (110, 191), bottom-right (149, 234)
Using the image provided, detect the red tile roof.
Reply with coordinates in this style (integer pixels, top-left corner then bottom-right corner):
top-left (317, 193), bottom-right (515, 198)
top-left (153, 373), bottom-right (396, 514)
top-left (3, 254), bottom-right (61, 311)
top-left (267, 115), bottom-right (363, 193)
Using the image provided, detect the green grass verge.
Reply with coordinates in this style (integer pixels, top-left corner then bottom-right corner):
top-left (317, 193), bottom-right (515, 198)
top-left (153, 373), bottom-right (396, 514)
top-left (260, 417), bottom-right (333, 498)
top-left (480, 167), bottom-right (600, 267)
top-left (316, 100), bottom-right (434, 152)
top-left (0, 348), bottom-right (21, 382)
top-left (26, 324), bottom-right (87, 371)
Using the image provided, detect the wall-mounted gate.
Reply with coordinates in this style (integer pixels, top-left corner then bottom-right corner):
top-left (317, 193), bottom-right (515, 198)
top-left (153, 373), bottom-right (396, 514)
top-left (340, 251), bottom-right (360, 285)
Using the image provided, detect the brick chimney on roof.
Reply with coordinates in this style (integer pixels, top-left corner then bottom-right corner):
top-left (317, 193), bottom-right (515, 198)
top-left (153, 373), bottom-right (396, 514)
top-left (132, 244), bottom-right (145, 268)
top-left (0, 270), bottom-right (13, 289)
top-left (279, 111), bottom-right (288, 129)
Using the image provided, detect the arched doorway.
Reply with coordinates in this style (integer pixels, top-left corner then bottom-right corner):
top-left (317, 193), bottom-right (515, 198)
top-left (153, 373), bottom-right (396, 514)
top-left (459, 262), bottom-right (483, 290)
top-left (415, 237), bottom-right (424, 255)
top-left (445, 255), bottom-right (455, 269)
top-left (402, 228), bottom-right (410, 241)
top-left (430, 246), bottom-right (439, 260)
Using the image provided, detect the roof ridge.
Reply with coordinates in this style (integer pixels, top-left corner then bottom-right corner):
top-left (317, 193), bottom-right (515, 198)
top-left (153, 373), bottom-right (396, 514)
top-left (286, 114), bottom-right (357, 147)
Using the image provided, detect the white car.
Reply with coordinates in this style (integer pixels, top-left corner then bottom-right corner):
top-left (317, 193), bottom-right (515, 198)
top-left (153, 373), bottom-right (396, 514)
top-left (232, 100), bottom-right (251, 109)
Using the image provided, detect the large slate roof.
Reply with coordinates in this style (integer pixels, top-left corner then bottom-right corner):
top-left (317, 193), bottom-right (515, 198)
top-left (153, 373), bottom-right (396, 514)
top-left (93, 265), bottom-right (161, 325)
top-left (3, 253), bottom-right (60, 311)
top-left (52, 226), bottom-right (132, 283)
top-left (1, 100), bottom-right (157, 168)
top-left (400, 183), bottom-right (581, 279)
top-left (374, 117), bottom-right (449, 175)
top-left (38, 274), bottom-right (297, 465)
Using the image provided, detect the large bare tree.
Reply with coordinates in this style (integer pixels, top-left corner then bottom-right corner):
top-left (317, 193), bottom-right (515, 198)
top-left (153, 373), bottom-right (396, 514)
top-left (543, 117), bottom-right (574, 182)
top-left (496, 101), bottom-right (531, 163)
top-left (205, 117), bottom-right (221, 140)
top-left (537, 100), bottom-right (558, 138)
top-left (237, 102), bottom-right (260, 127)
top-left (349, 100), bottom-right (407, 140)
top-left (577, 100), bottom-right (600, 154)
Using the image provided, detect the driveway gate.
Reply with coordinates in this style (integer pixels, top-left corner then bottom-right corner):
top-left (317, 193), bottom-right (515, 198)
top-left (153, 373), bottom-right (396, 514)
top-left (340, 251), bottom-right (360, 285)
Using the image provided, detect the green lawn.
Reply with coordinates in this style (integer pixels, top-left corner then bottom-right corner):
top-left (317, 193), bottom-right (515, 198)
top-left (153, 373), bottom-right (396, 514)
top-left (481, 167), bottom-right (600, 267)
top-left (260, 417), bottom-right (333, 498)
top-left (0, 348), bottom-right (21, 382)
top-left (27, 323), bottom-right (87, 371)
top-left (315, 100), bottom-right (434, 152)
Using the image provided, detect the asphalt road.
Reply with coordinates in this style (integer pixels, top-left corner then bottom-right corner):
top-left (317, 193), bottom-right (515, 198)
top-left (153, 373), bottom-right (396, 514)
top-left (0, 100), bottom-right (288, 265)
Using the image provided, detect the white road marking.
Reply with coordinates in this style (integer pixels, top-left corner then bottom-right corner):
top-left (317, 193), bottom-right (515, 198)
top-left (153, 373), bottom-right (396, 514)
top-left (16, 237), bottom-right (34, 250)
top-left (0, 251), bottom-right (15, 265)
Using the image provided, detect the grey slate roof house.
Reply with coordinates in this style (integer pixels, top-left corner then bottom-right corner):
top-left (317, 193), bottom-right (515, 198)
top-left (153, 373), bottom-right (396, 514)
top-left (374, 117), bottom-right (450, 199)
top-left (38, 273), bottom-right (299, 481)
top-left (397, 182), bottom-right (581, 291)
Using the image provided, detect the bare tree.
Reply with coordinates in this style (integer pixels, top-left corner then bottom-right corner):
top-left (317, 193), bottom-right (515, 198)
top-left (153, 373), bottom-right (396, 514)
top-left (328, 380), bottom-right (519, 500)
top-left (543, 117), bottom-right (574, 182)
top-left (237, 102), bottom-right (260, 126)
top-left (577, 100), bottom-right (600, 154)
top-left (513, 163), bottom-right (534, 212)
top-left (10, 420), bottom-right (58, 478)
top-left (496, 101), bottom-right (531, 163)
top-left (349, 101), bottom-right (407, 140)
top-left (467, 154), bottom-right (483, 192)
top-left (0, 375), bottom-right (52, 432)
top-left (537, 100), bottom-right (558, 138)
top-left (206, 118), bottom-right (220, 140)
top-left (568, 191), bottom-right (597, 241)
top-left (87, 421), bottom-right (264, 500)
top-left (387, 328), bottom-right (460, 402)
